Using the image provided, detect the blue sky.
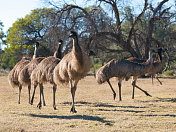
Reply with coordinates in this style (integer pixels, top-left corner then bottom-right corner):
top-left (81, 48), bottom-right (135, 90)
top-left (0, 0), bottom-right (175, 33)
top-left (0, 0), bottom-right (42, 32)
top-left (0, 0), bottom-right (82, 33)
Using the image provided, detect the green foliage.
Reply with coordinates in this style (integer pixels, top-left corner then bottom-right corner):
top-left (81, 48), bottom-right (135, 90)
top-left (0, 21), bottom-right (6, 48)
top-left (2, 8), bottom-right (55, 69)
top-left (0, 48), bottom-right (18, 69)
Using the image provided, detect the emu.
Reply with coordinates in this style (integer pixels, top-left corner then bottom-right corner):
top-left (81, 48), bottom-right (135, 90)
top-left (96, 49), bottom-right (154, 101)
top-left (30, 40), bottom-right (63, 110)
top-left (53, 31), bottom-right (91, 113)
top-left (127, 48), bottom-right (168, 85)
top-left (18, 42), bottom-right (46, 105)
top-left (8, 42), bottom-right (39, 104)
top-left (146, 48), bottom-right (169, 85)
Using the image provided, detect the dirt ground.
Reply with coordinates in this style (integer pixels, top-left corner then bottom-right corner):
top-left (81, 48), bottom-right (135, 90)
top-left (0, 76), bottom-right (176, 131)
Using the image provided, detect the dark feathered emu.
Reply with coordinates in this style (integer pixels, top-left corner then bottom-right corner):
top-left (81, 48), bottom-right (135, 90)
top-left (53, 31), bottom-right (91, 113)
top-left (8, 42), bottom-right (40, 104)
top-left (30, 40), bottom-right (63, 110)
top-left (146, 48), bottom-right (169, 85)
top-left (96, 49), bottom-right (154, 101)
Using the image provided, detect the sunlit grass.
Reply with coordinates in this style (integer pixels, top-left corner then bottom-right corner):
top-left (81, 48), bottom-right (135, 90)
top-left (0, 76), bottom-right (176, 131)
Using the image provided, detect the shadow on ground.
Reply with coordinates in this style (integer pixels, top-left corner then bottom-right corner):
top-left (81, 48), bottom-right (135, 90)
top-left (140, 114), bottom-right (176, 117)
top-left (139, 98), bottom-right (176, 103)
top-left (98, 108), bottom-right (145, 113)
top-left (62, 101), bottom-right (147, 108)
top-left (26, 113), bottom-right (113, 125)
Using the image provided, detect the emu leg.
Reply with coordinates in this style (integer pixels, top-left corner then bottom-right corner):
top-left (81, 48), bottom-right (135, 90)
top-left (107, 79), bottom-right (116, 100)
top-left (18, 85), bottom-right (22, 104)
top-left (118, 80), bottom-right (122, 101)
top-left (41, 84), bottom-right (46, 106)
top-left (152, 75), bottom-right (154, 85)
top-left (70, 80), bottom-right (78, 113)
top-left (53, 84), bottom-right (57, 110)
top-left (156, 77), bottom-right (162, 85)
top-left (31, 84), bottom-right (37, 105)
top-left (134, 84), bottom-right (152, 97)
top-left (37, 84), bottom-right (43, 109)
top-left (132, 80), bottom-right (135, 99)
top-left (132, 77), bottom-right (151, 99)
top-left (28, 85), bottom-right (31, 104)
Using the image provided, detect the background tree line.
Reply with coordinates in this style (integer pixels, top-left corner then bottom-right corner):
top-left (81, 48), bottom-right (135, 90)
top-left (0, 0), bottom-right (176, 74)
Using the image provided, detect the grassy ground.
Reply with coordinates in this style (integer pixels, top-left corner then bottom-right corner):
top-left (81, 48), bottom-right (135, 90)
top-left (0, 76), bottom-right (176, 131)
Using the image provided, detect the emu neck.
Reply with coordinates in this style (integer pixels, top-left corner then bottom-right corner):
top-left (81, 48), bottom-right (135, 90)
top-left (72, 37), bottom-right (82, 63)
top-left (54, 44), bottom-right (62, 59)
top-left (158, 51), bottom-right (162, 62)
top-left (33, 45), bottom-right (39, 59)
top-left (146, 50), bottom-right (153, 64)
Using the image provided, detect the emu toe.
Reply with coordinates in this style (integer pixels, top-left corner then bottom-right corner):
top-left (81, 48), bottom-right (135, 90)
top-left (113, 93), bottom-right (116, 100)
top-left (53, 105), bottom-right (57, 110)
top-left (37, 102), bottom-right (42, 109)
top-left (70, 107), bottom-right (77, 113)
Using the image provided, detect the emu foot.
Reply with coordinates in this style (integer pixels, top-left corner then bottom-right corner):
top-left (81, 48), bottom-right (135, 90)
top-left (18, 101), bottom-right (20, 104)
top-left (30, 101), bottom-right (33, 105)
top-left (113, 93), bottom-right (116, 100)
top-left (144, 91), bottom-right (152, 97)
top-left (70, 107), bottom-right (77, 113)
top-left (37, 102), bottom-right (42, 109)
top-left (53, 105), bottom-right (57, 110)
top-left (30, 96), bottom-right (35, 105)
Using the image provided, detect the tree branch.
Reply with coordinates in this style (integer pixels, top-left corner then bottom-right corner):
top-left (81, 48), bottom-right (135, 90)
top-left (127, 0), bottom-right (148, 43)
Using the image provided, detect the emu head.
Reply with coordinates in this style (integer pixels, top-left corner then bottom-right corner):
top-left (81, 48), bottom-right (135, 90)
top-left (157, 48), bottom-right (169, 59)
top-left (69, 31), bottom-right (78, 38)
top-left (35, 42), bottom-right (39, 48)
top-left (89, 50), bottom-right (96, 56)
top-left (96, 66), bottom-right (109, 84)
top-left (58, 40), bottom-right (63, 45)
top-left (157, 48), bottom-right (170, 72)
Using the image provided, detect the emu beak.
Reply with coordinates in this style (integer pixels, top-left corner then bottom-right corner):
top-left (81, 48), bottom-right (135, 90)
top-left (58, 40), bottom-right (63, 45)
top-left (69, 33), bottom-right (73, 38)
top-left (89, 50), bottom-right (96, 56)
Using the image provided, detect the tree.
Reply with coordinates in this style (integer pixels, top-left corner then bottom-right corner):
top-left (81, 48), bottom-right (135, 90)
top-left (2, 8), bottom-right (61, 69)
top-left (47, 0), bottom-right (175, 61)
top-left (0, 21), bottom-right (5, 49)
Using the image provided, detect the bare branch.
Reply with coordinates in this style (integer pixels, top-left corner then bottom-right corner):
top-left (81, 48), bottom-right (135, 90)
top-left (57, 4), bottom-right (98, 33)
top-left (153, 0), bottom-right (169, 16)
top-left (127, 0), bottom-right (148, 43)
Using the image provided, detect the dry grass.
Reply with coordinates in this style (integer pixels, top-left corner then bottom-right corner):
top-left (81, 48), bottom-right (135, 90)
top-left (0, 76), bottom-right (176, 131)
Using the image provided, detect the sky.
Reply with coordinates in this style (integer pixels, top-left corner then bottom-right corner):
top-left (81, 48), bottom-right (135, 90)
top-left (0, 0), bottom-right (175, 33)
top-left (0, 0), bottom-right (42, 33)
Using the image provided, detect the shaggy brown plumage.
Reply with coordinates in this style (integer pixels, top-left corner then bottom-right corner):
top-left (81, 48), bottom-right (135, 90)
top-left (146, 48), bottom-right (168, 85)
top-left (19, 57), bottom-right (45, 86)
top-left (127, 48), bottom-right (168, 85)
top-left (31, 56), bottom-right (61, 109)
top-left (17, 42), bottom-right (45, 104)
top-left (53, 31), bottom-right (91, 113)
top-left (30, 40), bottom-right (63, 110)
top-left (96, 50), bottom-right (154, 101)
top-left (8, 57), bottom-right (30, 104)
top-left (18, 57), bottom-right (45, 104)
